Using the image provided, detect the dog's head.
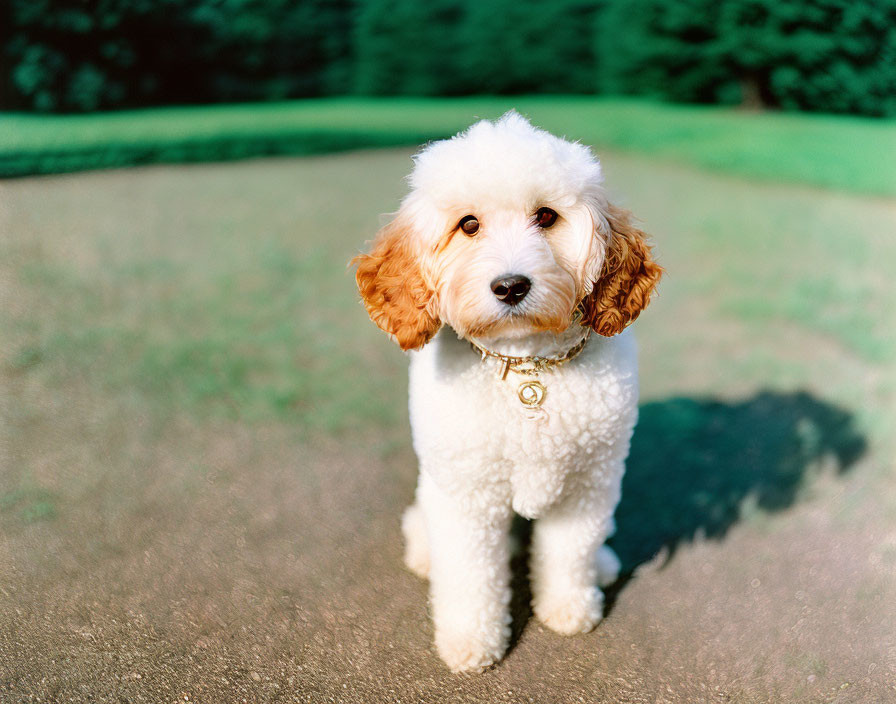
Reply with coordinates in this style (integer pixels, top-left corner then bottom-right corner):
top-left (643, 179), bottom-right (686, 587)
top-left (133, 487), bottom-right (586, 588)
top-left (353, 112), bottom-right (662, 350)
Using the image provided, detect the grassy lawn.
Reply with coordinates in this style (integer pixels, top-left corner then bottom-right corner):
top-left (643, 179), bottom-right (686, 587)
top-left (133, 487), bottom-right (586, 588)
top-left (2, 97), bottom-right (896, 196)
top-left (1, 145), bottom-right (895, 700)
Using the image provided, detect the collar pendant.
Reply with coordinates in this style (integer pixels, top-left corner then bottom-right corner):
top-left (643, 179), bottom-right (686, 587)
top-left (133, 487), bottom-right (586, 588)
top-left (518, 379), bottom-right (547, 408)
top-left (469, 329), bottom-right (591, 416)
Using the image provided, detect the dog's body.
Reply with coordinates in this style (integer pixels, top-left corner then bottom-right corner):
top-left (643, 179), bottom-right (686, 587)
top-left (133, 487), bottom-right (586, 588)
top-left (354, 113), bottom-right (661, 672)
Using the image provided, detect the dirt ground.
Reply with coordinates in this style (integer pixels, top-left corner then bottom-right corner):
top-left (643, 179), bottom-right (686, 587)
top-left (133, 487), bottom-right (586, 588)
top-left (2, 151), bottom-right (895, 703)
top-left (2, 420), bottom-right (891, 704)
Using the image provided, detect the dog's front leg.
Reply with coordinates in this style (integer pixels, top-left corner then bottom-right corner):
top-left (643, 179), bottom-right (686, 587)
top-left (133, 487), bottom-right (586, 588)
top-left (529, 486), bottom-right (617, 636)
top-left (419, 473), bottom-right (512, 673)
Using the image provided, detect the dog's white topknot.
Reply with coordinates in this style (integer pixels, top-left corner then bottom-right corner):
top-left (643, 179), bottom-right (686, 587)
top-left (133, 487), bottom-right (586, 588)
top-left (409, 111), bottom-right (603, 213)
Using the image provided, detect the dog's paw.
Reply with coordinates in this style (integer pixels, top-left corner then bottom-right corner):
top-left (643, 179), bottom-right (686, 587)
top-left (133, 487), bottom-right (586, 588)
top-left (534, 586), bottom-right (603, 636)
top-left (434, 628), bottom-right (506, 673)
top-left (595, 544), bottom-right (621, 587)
top-left (401, 503), bottom-right (429, 579)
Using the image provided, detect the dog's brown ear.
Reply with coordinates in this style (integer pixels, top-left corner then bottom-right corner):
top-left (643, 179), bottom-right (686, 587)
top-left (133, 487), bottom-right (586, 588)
top-left (352, 212), bottom-right (440, 351)
top-left (580, 204), bottom-right (663, 337)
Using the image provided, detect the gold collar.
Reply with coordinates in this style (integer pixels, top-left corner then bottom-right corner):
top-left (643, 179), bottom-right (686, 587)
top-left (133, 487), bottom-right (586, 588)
top-left (469, 327), bottom-right (592, 411)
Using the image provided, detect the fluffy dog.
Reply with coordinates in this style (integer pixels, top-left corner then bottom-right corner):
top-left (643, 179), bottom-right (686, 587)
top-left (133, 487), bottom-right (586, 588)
top-left (353, 113), bottom-right (662, 672)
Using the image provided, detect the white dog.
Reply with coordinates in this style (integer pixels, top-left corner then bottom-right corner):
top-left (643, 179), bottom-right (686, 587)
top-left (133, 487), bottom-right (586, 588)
top-left (354, 113), bottom-right (662, 672)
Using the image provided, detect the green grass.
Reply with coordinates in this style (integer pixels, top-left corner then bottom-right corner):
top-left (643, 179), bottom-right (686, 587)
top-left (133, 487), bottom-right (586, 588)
top-left (0, 487), bottom-right (57, 523)
top-left (2, 97), bottom-right (896, 196)
top-left (1, 153), bottom-right (412, 438)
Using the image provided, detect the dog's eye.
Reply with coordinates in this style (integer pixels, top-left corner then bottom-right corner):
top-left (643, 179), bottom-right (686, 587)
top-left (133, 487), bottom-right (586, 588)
top-left (534, 207), bottom-right (558, 228)
top-left (458, 215), bottom-right (480, 236)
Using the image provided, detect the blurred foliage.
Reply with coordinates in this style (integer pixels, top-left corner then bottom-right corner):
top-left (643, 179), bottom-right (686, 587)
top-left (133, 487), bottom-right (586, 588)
top-left (1, 0), bottom-right (353, 111)
top-left (353, 0), bottom-right (601, 95)
top-left (1, 0), bottom-right (895, 116)
top-left (597, 0), bottom-right (896, 116)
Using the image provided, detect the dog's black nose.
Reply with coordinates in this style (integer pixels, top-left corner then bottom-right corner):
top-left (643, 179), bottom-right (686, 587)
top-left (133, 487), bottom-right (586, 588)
top-left (491, 275), bottom-right (531, 306)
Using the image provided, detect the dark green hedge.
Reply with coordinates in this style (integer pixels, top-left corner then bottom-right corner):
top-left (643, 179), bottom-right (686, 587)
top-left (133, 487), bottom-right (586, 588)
top-left (2, 0), bottom-right (895, 116)
top-left (0, 129), bottom-right (435, 178)
top-left (596, 0), bottom-right (896, 117)
top-left (1, 0), bottom-right (353, 111)
top-left (352, 0), bottom-right (601, 95)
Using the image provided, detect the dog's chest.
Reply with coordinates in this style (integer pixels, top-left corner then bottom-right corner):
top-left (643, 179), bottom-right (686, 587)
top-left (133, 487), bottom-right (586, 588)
top-left (408, 330), bottom-right (638, 513)
top-left (502, 363), bottom-right (634, 516)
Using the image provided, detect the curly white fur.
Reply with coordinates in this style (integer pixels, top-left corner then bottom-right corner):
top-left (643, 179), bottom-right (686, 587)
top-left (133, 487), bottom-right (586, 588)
top-left (355, 113), bottom-right (660, 672)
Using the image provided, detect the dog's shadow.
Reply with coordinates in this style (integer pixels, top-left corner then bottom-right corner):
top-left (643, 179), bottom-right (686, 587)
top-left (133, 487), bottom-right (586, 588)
top-left (508, 390), bottom-right (867, 647)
